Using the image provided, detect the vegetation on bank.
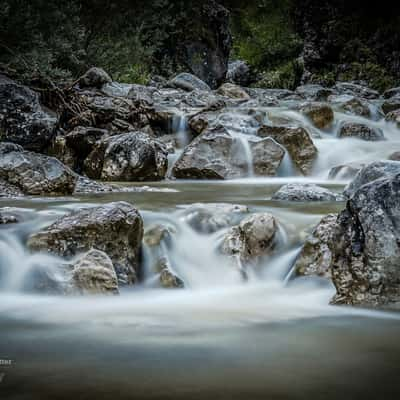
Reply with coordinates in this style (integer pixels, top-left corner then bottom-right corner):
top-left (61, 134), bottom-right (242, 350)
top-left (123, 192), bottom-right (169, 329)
top-left (0, 0), bottom-right (399, 91)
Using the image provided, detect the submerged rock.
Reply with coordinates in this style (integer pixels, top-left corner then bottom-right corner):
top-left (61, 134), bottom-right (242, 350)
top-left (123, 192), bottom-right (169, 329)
top-left (156, 257), bottom-right (184, 289)
top-left (338, 122), bottom-right (385, 141)
top-left (343, 161), bottom-right (400, 198)
top-left (331, 172), bottom-right (400, 307)
top-left (172, 126), bottom-right (284, 179)
top-left (328, 94), bottom-right (371, 117)
top-left (168, 73), bottom-right (211, 92)
top-left (0, 74), bottom-right (57, 152)
top-left (328, 163), bottom-right (365, 180)
top-left (84, 132), bottom-right (168, 181)
top-left (221, 213), bottom-right (277, 264)
top-left (272, 183), bottom-right (344, 202)
top-left (300, 102), bottom-right (334, 129)
top-left (258, 125), bottom-right (318, 175)
top-left (0, 211), bottom-right (18, 224)
top-left (179, 203), bottom-right (249, 234)
top-left (294, 214), bottom-right (338, 278)
top-left (71, 250), bottom-right (119, 295)
top-left (0, 142), bottom-right (77, 195)
top-left (28, 202), bottom-right (143, 285)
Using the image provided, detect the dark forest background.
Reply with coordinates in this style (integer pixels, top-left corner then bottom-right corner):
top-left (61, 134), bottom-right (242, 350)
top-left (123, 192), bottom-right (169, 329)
top-left (0, 0), bottom-right (399, 91)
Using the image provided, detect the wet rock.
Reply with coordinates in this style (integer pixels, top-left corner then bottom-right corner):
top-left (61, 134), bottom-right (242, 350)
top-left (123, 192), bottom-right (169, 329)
top-left (144, 224), bottom-right (174, 248)
top-left (156, 257), bottom-right (184, 289)
top-left (0, 211), bottom-right (18, 224)
top-left (294, 214), bottom-right (338, 278)
top-left (295, 84), bottom-right (334, 101)
top-left (300, 102), bottom-right (334, 129)
top-left (388, 152), bottom-right (400, 161)
top-left (331, 172), bottom-right (400, 307)
top-left (258, 125), bottom-right (318, 175)
top-left (168, 73), bottom-right (211, 92)
top-left (221, 213), bottom-right (277, 263)
top-left (328, 94), bottom-right (371, 117)
top-left (383, 87), bottom-right (400, 99)
top-left (183, 90), bottom-right (226, 110)
top-left (385, 109), bottom-right (400, 126)
top-left (27, 202), bottom-right (143, 285)
top-left (84, 132), bottom-right (168, 181)
top-left (272, 183), bottom-right (344, 202)
top-left (172, 126), bottom-right (284, 179)
top-left (179, 203), bottom-right (249, 234)
top-left (71, 250), bottom-right (119, 295)
top-left (382, 95), bottom-right (400, 115)
top-left (338, 122), bottom-right (385, 141)
top-left (79, 67), bottom-right (112, 88)
top-left (328, 163), bottom-right (365, 180)
top-left (226, 60), bottom-right (252, 87)
top-left (0, 179), bottom-right (23, 198)
top-left (0, 142), bottom-right (77, 195)
top-left (216, 83), bottom-right (250, 100)
top-left (0, 74), bottom-right (57, 152)
top-left (333, 82), bottom-right (379, 100)
top-left (343, 161), bottom-right (400, 198)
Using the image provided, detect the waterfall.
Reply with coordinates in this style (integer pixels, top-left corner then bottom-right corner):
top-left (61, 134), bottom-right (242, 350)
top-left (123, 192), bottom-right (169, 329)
top-left (171, 114), bottom-right (190, 148)
top-left (235, 135), bottom-right (255, 177)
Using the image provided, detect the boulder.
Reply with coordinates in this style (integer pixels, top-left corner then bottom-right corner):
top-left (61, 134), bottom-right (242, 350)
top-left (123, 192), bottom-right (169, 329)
top-left (27, 202), bottom-right (143, 285)
top-left (71, 250), bottom-right (119, 295)
top-left (155, 257), bottom-right (184, 289)
top-left (295, 84), bottom-right (334, 101)
top-left (382, 95), bottom-right (400, 115)
top-left (221, 213), bottom-right (278, 264)
top-left (272, 183), bottom-right (344, 202)
top-left (383, 87), bottom-right (400, 99)
top-left (331, 172), bottom-right (400, 307)
top-left (338, 122), bottom-right (385, 141)
top-left (300, 102), bottom-right (334, 129)
top-left (343, 161), bottom-right (400, 198)
top-left (79, 67), bottom-right (112, 88)
top-left (385, 109), bottom-right (400, 126)
top-left (328, 162), bottom-right (365, 180)
top-left (178, 203), bottom-right (249, 234)
top-left (258, 125), bottom-right (318, 175)
top-left (168, 73), bottom-right (211, 92)
top-left (293, 214), bottom-right (337, 278)
top-left (328, 94), bottom-right (371, 117)
top-left (0, 142), bottom-right (77, 195)
top-left (333, 82), bottom-right (379, 100)
top-left (0, 75), bottom-right (57, 151)
top-left (226, 60), bottom-right (252, 86)
top-left (216, 83), bottom-right (250, 100)
top-left (84, 132), bottom-right (168, 181)
top-left (172, 126), bottom-right (284, 179)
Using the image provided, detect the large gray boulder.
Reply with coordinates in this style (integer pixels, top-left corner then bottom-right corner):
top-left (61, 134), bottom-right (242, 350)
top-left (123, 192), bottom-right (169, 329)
top-left (294, 214), bottom-right (338, 278)
top-left (331, 172), bottom-right (400, 307)
top-left (0, 75), bottom-right (57, 151)
top-left (343, 161), bottom-right (400, 198)
top-left (84, 132), bottom-right (168, 181)
top-left (0, 142), bottom-right (77, 195)
top-left (258, 125), bottom-right (318, 175)
top-left (28, 202), bottom-right (143, 285)
top-left (168, 73), bottom-right (211, 92)
top-left (172, 126), bottom-right (284, 179)
top-left (272, 183), bottom-right (344, 202)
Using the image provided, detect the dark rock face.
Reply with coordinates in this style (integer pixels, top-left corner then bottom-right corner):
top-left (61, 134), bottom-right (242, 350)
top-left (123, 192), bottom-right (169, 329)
top-left (343, 161), bottom-right (400, 198)
top-left (0, 75), bottom-right (57, 151)
top-left (338, 122), bottom-right (385, 141)
top-left (28, 202), bottom-right (143, 285)
top-left (172, 126), bottom-right (284, 180)
top-left (84, 132), bottom-right (168, 182)
top-left (272, 183), bottom-right (344, 202)
top-left (258, 125), bottom-right (317, 175)
top-left (331, 172), bottom-right (400, 307)
top-left (0, 142), bottom-right (77, 195)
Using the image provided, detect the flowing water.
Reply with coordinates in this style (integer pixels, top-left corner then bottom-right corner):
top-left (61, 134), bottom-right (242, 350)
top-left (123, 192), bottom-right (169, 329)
top-left (1, 102), bottom-right (400, 399)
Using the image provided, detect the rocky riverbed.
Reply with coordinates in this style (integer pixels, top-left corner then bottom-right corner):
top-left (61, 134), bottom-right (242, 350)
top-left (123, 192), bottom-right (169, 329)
top-left (1, 68), bottom-right (400, 399)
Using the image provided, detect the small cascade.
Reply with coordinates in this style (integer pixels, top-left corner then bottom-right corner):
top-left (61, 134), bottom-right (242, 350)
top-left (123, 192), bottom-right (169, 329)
top-left (277, 149), bottom-right (297, 177)
top-left (235, 134), bottom-right (254, 177)
top-left (171, 114), bottom-right (190, 148)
